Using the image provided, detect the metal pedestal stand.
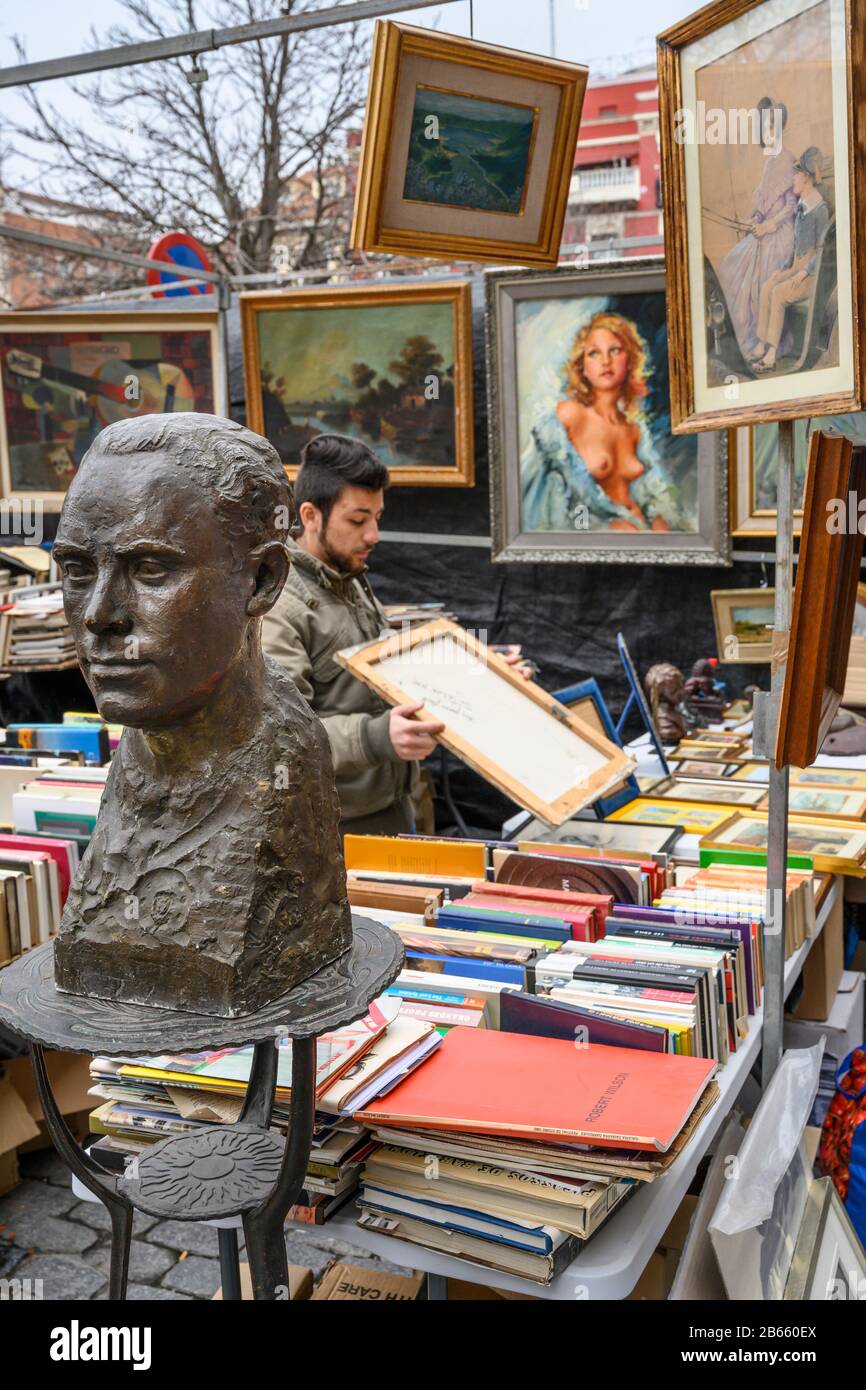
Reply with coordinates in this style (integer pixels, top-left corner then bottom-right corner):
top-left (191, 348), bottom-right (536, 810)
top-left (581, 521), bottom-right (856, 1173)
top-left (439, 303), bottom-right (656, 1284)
top-left (0, 916), bottom-right (402, 1301)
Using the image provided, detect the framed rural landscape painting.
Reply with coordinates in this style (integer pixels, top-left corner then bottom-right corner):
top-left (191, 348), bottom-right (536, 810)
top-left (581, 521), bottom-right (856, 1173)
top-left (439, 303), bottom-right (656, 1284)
top-left (240, 281), bottom-right (474, 487)
top-left (658, 0), bottom-right (866, 431)
top-left (712, 587), bottom-right (775, 664)
top-left (0, 311), bottom-right (223, 508)
top-left (351, 22), bottom-right (587, 266)
top-left (485, 261), bottom-right (730, 563)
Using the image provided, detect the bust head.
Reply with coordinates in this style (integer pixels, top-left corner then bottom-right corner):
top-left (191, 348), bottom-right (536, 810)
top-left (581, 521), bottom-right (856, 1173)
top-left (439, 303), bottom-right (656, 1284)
top-left (54, 414), bottom-right (292, 729)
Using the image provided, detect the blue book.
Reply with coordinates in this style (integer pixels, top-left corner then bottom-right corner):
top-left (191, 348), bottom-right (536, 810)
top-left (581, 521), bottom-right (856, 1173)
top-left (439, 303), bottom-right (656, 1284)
top-left (7, 724), bottom-right (109, 765)
top-left (436, 905), bottom-right (571, 944)
top-left (403, 950), bottom-right (524, 985)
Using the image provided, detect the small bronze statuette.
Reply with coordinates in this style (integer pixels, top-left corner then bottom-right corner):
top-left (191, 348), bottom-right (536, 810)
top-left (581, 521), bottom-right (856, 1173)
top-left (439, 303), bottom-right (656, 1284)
top-left (644, 662), bottom-right (690, 742)
top-left (52, 413), bottom-right (352, 1017)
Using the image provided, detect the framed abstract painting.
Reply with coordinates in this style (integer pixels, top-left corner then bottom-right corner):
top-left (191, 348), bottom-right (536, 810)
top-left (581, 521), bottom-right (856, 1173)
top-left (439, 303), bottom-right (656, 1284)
top-left (240, 280), bottom-right (474, 487)
top-left (658, 0), bottom-right (866, 431)
top-left (485, 260), bottom-right (730, 563)
top-left (350, 22), bottom-right (587, 266)
top-left (0, 311), bottom-right (223, 508)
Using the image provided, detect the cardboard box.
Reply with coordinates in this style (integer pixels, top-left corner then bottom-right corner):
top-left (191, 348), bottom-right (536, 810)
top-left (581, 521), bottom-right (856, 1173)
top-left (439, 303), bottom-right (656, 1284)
top-left (0, 1147), bottom-right (20, 1198)
top-left (4, 1053), bottom-right (92, 1151)
top-left (660, 1193), bottom-right (698, 1254)
top-left (791, 887), bottom-right (844, 1021)
top-left (785, 970), bottom-right (865, 1067)
top-left (627, 1251), bottom-right (669, 1301)
top-left (446, 1278), bottom-right (540, 1301)
top-left (311, 1262), bottom-right (423, 1301)
top-left (213, 1262), bottom-right (312, 1301)
top-left (0, 1071), bottom-right (40, 1163)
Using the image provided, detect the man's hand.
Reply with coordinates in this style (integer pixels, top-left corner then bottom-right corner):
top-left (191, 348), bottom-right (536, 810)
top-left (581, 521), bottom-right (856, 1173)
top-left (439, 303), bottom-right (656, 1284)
top-left (389, 702), bottom-right (445, 761)
top-left (495, 644), bottom-right (536, 681)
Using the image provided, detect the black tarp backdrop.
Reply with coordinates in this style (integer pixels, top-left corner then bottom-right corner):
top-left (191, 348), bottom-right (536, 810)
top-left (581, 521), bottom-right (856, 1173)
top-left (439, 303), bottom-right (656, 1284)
top-left (1, 286), bottom-right (771, 833)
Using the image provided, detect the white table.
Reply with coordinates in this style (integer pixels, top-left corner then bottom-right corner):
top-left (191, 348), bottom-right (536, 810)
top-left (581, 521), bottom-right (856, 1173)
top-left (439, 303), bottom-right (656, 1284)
top-left (311, 879), bottom-right (839, 1300)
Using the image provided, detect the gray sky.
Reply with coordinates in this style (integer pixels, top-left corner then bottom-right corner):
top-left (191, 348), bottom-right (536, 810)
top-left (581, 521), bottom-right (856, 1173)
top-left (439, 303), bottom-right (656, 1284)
top-left (1, 0), bottom-right (690, 188)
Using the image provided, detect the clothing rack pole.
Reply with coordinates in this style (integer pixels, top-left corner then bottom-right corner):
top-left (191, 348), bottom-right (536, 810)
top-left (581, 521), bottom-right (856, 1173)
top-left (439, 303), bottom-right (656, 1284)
top-left (761, 417), bottom-right (794, 1089)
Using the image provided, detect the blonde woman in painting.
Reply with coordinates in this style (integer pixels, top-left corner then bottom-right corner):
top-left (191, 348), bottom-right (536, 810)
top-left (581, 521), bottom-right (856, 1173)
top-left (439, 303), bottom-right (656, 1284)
top-left (521, 311), bottom-right (683, 532)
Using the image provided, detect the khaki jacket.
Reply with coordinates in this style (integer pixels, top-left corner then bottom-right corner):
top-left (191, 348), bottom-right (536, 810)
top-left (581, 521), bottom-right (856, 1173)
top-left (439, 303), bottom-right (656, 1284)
top-left (261, 538), bottom-right (414, 822)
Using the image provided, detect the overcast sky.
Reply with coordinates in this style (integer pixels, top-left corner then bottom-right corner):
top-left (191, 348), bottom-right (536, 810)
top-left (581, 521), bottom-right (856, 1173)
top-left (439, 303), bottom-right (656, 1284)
top-left (0, 0), bottom-right (690, 187)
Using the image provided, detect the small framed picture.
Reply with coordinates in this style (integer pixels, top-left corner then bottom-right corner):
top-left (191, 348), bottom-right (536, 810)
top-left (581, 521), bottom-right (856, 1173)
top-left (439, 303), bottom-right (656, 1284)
top-left (711, 587), bottom-right (775, 664)
top-left (486, 261), bottom-right (730, 564)
top-left (351, 22), bottom-right (587, 266)
top-left (658, 0), bottom-right (866, 431)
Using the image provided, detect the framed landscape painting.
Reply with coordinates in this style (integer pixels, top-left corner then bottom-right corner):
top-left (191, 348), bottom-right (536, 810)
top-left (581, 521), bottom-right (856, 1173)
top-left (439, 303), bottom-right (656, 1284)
top-left (351, 22), bottom-right (587, 266)
top-left (485, 261), bottom-right (730, 563)
top-left (658, 0), bottom-right (866, 431)
top-left (0, 312), bottom-right (223, 508)
top-left (240, 281), bottom-right (474, 486)
top-left (712, 587), bottom-right (775, 664)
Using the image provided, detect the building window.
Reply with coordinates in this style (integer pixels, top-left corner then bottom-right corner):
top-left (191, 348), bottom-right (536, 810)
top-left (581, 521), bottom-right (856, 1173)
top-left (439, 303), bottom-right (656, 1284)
top-left (600, 104), bottom-right (618, 116)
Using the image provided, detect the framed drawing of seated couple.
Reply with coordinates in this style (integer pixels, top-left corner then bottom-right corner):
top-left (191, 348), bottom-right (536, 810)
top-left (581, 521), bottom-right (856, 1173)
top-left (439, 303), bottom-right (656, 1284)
top-left (485, 259), bottom-right (730, 564)
top-left (658, 0), bottom-right (866, 432)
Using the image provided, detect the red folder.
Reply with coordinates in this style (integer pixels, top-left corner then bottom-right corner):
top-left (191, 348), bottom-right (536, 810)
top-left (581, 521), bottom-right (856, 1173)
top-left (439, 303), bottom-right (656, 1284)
top-left (354, 1025), bottom-right (716, 1152)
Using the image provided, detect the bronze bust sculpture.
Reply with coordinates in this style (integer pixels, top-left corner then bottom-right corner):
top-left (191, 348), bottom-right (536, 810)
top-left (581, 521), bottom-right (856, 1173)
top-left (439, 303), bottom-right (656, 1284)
top-left (52, 413), bottom-right (352, 1017)
top-left (644, 662), bottom-right (688, 742)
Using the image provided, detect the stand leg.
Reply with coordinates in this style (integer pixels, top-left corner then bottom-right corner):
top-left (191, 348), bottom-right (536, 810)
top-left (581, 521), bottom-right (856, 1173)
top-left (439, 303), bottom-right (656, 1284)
top-left (218, 1228), bottom-right (243, 1301)
top-left (427, 1273), bottom-right (448, 1301)
top-left (239, 1039), bottom-right (278, 1129)
top-left (30, 1044), bottom-right (134, 1300)
top-left (762, 419), bottom-right (794, 1091)
top-left (244, 1036), bottom-right (316, 1300)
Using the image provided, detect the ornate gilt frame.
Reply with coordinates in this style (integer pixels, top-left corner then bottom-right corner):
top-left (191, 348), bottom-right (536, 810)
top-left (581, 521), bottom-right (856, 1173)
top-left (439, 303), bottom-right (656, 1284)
top-left (240, 280), bottom-right (475, 487)
top-left (485, 260), bottom-right (730, 563)
top-left (658, 0), bottom-right (866, 432)
top-left (350, 21), bottom-right (587, 267)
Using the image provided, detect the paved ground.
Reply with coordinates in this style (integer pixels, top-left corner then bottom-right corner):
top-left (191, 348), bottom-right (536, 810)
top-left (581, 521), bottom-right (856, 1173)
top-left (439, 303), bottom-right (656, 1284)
top-left (0, 1149), bottom-right (414, 1300)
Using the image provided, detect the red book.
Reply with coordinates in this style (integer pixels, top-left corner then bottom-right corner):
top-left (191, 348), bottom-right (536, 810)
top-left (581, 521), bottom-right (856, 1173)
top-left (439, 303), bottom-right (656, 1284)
top-left (0, 834), bottom-right (74, 905)
top-left (353, 1025), bottom-right (716, 1152)
top-left (468, 881), bottom-right (611, 936)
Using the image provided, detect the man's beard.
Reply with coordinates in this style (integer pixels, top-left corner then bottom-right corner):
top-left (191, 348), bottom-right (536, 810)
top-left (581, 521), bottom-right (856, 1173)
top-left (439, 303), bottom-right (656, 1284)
top-left (318, 523), bottom-right (364, 576)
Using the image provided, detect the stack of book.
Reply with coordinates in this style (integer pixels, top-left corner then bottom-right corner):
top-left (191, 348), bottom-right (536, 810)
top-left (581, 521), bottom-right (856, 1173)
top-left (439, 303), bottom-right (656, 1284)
top-left (352, 1026), bottom-right (718, 1284)
top-left (0, 586), bottom-right (76, 670)
top-left (0, 832), bottom-right (73, 964)
top-left (12, 766), bottom-right (107, 848)
top-left (85, 1003), bottom-right (442, 1226)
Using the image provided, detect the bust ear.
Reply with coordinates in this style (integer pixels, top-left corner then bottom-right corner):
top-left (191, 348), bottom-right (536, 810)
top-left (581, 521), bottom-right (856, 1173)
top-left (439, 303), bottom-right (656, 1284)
top-left (247, 541), bottom-right (290, 617)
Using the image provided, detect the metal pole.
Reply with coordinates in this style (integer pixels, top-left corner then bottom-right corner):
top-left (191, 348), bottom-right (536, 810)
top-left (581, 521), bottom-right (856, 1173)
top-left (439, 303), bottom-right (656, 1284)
top-left (0, 0), bottom-right (445, 89)
top-left (761, 417), bottom-right (794, 1090)
top-left (549, 0), bottom-right (557, 57)
top-left (0, 223), bottom-right (222, 283)
top-left (217, 278), bottom-right (233, 417)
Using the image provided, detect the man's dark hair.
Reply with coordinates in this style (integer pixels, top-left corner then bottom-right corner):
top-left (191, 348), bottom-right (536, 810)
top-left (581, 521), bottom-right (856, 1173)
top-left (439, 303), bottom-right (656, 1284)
top-left (294, 434), bottom-right (388, 525)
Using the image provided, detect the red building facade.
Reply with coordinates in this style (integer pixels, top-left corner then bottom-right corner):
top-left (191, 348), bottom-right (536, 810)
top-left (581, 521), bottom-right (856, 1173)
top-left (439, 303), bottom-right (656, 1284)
top-left (564, 67), bottom-right (663, 258)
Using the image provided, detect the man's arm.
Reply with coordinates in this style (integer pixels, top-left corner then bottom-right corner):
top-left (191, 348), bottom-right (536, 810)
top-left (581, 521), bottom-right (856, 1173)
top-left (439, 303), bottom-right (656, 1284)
top-left (261, 599), bottom-right (395, 775)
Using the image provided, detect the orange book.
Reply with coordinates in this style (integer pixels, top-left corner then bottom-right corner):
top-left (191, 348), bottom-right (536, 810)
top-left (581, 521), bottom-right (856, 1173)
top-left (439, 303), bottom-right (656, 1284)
top-left (343, 835), bottom-right (485, 879)
top-left (353, 1025), bottom-right (716, 1153)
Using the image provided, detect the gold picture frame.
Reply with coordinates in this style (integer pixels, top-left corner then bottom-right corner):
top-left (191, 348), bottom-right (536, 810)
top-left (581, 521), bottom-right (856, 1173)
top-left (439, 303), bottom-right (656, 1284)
top-left (0, 311), bottom-right (225, 509)
top-left (658, 0), bottom-right (866, 432)
top-left (240, 280), bottom-right (474, 487)
top-left (711, 587), bottom-right (775, 664)
top-left (336, 617), bottom-right (635, 825)
top-left (729, 421), bottom-right (809, 536)
top-left (350, 21), bottom-right (587, 267)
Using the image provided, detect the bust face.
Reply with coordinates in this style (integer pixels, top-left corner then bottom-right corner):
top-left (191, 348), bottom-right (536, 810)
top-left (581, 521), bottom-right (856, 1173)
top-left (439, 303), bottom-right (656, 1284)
top-left (55, 450), bottom-right (254, 727)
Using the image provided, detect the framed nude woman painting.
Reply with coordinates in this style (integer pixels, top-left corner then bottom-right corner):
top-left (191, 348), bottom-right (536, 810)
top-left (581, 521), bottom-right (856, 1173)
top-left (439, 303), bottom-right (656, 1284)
top-left (658, 0), bottom-right (866, 432)
top-left (485, 260), bottom-right (729, 563)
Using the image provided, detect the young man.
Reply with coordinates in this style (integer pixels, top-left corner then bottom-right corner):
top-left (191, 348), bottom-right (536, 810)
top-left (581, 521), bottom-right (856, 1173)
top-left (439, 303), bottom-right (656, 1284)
top-left (261, 433), bottom-right (445, 836)
top-left (752, 146), bottom-right (829, 372)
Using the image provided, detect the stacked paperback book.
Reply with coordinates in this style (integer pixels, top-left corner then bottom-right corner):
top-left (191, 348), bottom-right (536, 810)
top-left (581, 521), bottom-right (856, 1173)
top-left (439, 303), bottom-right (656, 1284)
top-left (0, 586), bottom-right (76, 670)
top-left (352, 1026), bottom-right (718, 1284)
top-left (86, 1001), bottom-right (442, 1225)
